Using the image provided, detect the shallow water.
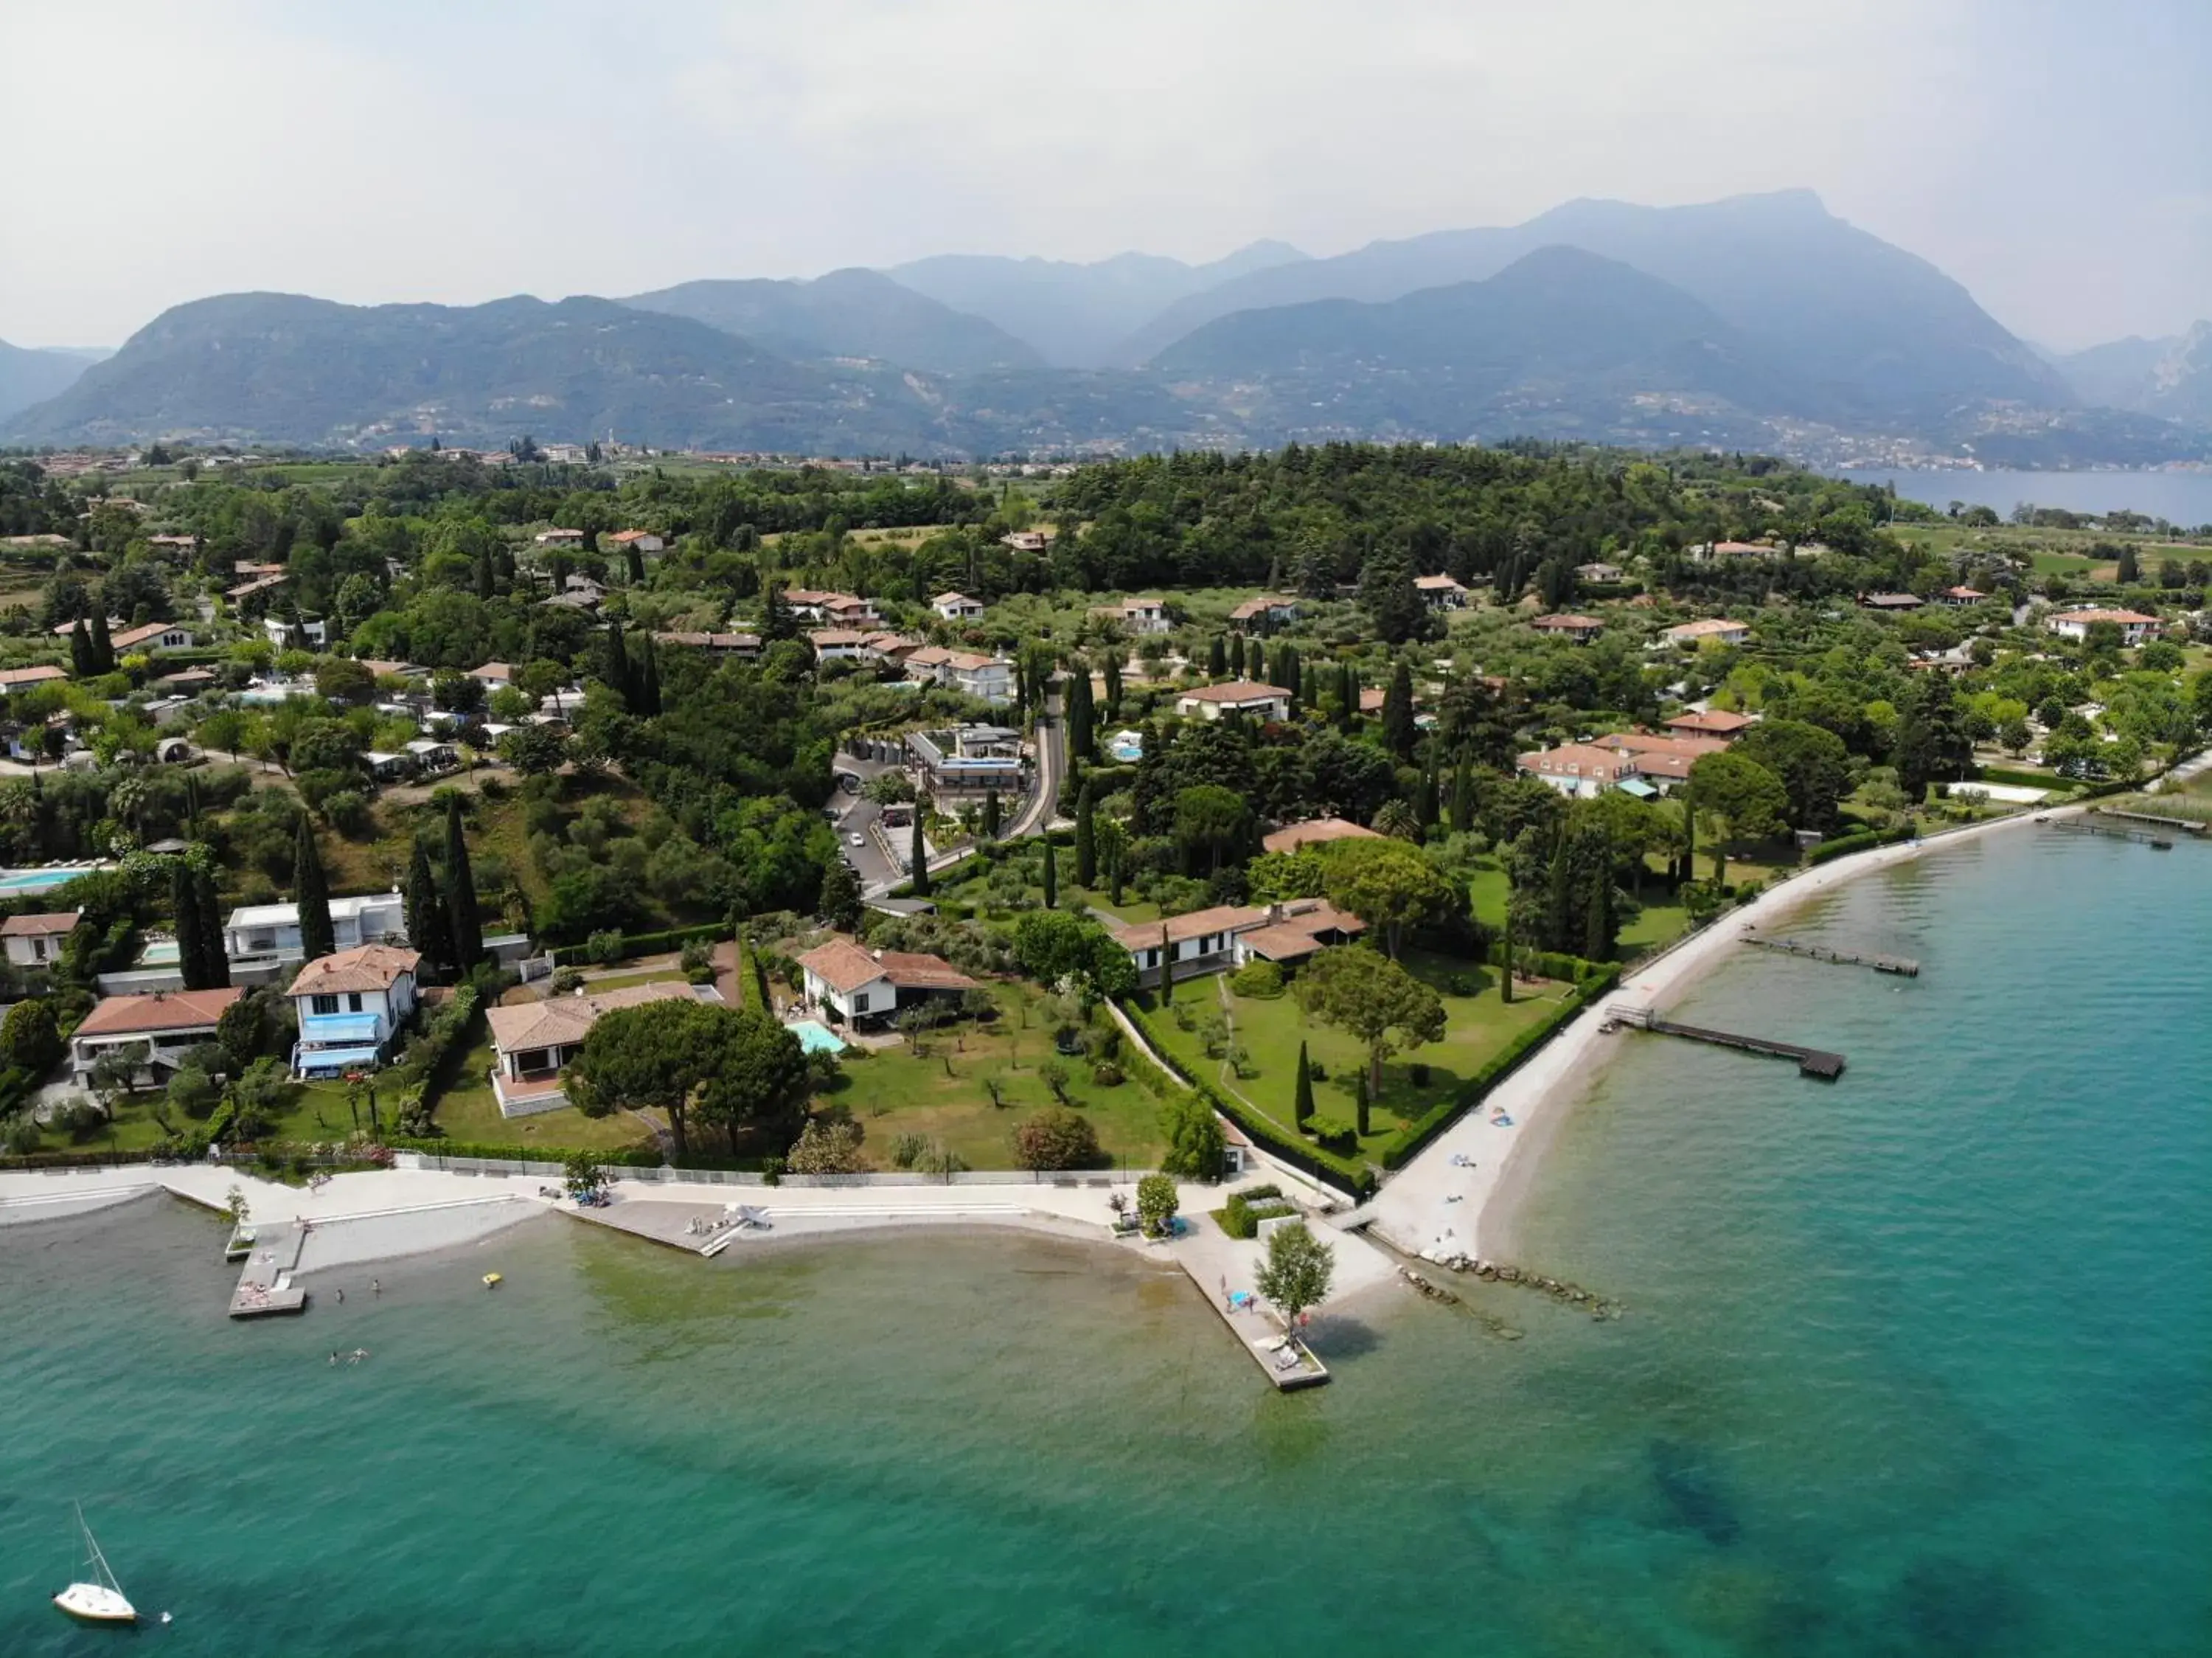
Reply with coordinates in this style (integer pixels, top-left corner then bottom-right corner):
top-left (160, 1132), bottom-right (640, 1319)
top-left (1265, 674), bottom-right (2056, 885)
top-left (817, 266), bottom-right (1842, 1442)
top-left (1, 830), bottom-right (2206, 1655)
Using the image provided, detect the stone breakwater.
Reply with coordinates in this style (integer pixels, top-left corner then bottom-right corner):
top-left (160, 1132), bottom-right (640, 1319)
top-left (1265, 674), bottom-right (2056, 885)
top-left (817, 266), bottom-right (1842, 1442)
top-left (1436, 1254), bottom-right (1625, 1320)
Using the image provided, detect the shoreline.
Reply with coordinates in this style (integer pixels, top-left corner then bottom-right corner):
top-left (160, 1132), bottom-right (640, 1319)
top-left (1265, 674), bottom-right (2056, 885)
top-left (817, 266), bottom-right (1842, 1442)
top-left (1367, 802), bottom-right (2081, 1264)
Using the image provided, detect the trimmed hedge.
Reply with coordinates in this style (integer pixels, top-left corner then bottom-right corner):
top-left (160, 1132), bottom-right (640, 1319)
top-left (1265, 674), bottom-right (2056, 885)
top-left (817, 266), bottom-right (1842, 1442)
top-left (1974, 765), bottom-right (2083, 794)
top-left (1379, 962), bottom-right (1618, 1170)
top-left (1803, 822), bottom-right (1920, 867)
top-left (385, 1137), bottom-right (668, 1168)
top-left (550, 923), bottom-right (727, 968)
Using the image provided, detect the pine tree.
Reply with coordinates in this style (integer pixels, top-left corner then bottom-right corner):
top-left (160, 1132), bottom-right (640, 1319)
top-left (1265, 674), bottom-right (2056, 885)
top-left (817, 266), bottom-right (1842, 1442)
top-left (1042, 836), bottom-right (1058, 908)
top-left (634, 631), bottom-right (662, 717)
top-left (1354, 1069), bottom-right (1371, 1137)
top-left (172, 859), bottom-right (210, 991)
top-left (293, 816), bottom-right (335, 964)
top-left (1208, 634), bottom-right (1226, 676)
top-left (1381, 662), bottom-right (1417, 760)
top-left (89, 610), bottom-right (114, 673)
top-left (444, 794), bottom-right (483, 968)
top-left (195, 864), bottom-right (229, 989)
top-left (1074, 780), bottom-right (1096, 887)
top-left (1294, 1041), bottom-right (1315, 1128)
top-left (599, 617), bottom-right (633, 709)
top-left (68, 619), bottom-right (93, 679)
top-left (405, 841), bottom-right (450, 974)
top-left (983, 789), bottom-right (1001, 839)
top-left (910, 811), bottom-right (931, 896)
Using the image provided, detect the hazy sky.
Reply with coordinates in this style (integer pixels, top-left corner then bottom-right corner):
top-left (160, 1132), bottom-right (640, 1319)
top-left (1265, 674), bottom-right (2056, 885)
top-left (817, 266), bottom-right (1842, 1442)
top-left (3, 0), bottom-right (2205, 351)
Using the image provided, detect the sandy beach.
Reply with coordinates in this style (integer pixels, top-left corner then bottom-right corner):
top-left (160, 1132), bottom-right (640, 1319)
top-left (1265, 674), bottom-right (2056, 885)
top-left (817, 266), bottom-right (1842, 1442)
top-left (1367, 803), bottom-right (2084, 1264)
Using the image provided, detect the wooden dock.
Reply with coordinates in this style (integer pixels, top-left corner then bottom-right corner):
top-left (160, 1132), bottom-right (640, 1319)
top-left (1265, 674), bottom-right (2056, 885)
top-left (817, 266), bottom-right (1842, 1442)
top-left (2048, 819), bottom-right (2175, 849)
top-left (2095, 808), bottom-right (2207, 836)
top-left (1609, 1005), bottom-right (1846, 1079)
top-left (1743, 932), bottom-right (1919, 977)
top-left (228, 1221), bottom-right (308, 1318)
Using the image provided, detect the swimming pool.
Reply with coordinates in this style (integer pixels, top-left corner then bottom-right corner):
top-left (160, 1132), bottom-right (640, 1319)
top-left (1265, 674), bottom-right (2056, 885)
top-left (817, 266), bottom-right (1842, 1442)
top-left (785, 1019), bottom-right (847, 1055)
top-left (136, 939), bottom-right (181, 966)
top-left (0, 866), bottom-right (105, 895)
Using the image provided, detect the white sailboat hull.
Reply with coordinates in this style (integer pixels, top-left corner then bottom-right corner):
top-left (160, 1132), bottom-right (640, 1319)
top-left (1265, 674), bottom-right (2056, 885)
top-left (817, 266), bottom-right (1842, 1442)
top-left (54, 1581), bottom-right (136, 1623)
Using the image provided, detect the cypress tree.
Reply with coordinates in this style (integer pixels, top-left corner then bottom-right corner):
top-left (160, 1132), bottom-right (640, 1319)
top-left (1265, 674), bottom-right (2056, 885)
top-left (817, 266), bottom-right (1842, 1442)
top-left (1583, 864), bottom-right (1611, 962)
top-left (983, 789), bottom-right (1001, 839)
top-left (1500, 902), bottom-right (1515, 1005)
top-left (444, 793), bottom-right (483, 968)
top-left (1074, 780), bottom-right (1096, 887)
top-left (89, 610), bottom-right (114, 673)
top-left (1107, 838), bottom-right (1124, 905)
top-left (172, 859), bottom-right (209, 991)
top-left (1249, 641), bottom-right (1266, 687)
top-left (634, 631), bottom-right (662, 717)
top-left (750, 935), bottom-right (774, 1013)
top-left (1294, 1041), bottom-right (1315, 1128)
top-left (761, 581), bottom-right (796, 642)
top-left (1042, 836), bottom-right (1058, 908)
top-left (1275, 644), bottom-right (1300, 707)
top-left (475, 545), bottom-right (496, 600)
top-left (1065, 669), bottom-right (1095, 764)
top-left (600, 617), bottom-right (633, 709)
top-left (1157, 923), bottom-right (1172, 1003)
top-left (1681, 783), bottom-right (1698, 884)
top-left (1415, 766), bottom-right (1439, 831)
top-left (1451, 760), bottom-right (1475, 836)
top-left (1354, 1069), bottom-right (1371, 1137)
top-left (1229, 632), bottom-right (1246, 676)
top-left (910, 811), bottom-right (931, 896)
top-left (293, 816), bottom-right (335, 964)
top-left (625, 541), bottom-right (646, 584)
top-left (195, 864), bottom-right (229, 989)
top-left (1381, 662), bottom-right (1416, 760)
top-left (1337, 662), bottom-right (1357, 732)
top-left (405, 841), bottom-right (451, 974)
top-left (1208, 634), bottom-right (1226, 676)
top-left (1102, 652), bottom-right (1122, 718)
top-left (68, 619), bottom-right (94, 679)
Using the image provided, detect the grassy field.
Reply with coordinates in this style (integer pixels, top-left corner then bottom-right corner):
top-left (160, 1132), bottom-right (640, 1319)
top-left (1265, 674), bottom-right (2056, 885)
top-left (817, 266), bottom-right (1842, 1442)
top-left (1141, 950), bottom-right (1565, 1163)
top-left (421, 1021), bottom-right (658, 1152)
top-left (819, 979), bottom-right (1165, 1170)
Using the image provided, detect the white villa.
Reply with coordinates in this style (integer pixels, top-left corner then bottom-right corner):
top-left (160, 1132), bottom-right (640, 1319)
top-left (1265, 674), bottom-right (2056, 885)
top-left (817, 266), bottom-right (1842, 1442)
top-left (1664, 618), bottom-right (1752, 648)
top-left (1517, 743), bottom-right (1646, 799)
top-left (287, 944), bottom-right (421, 1077)
top-left (932, 592), bottom-right (986, 621)
top-left (224, 892), bottom-right (408, 967)
top-left (796, 939), bottom-right (977, 1029)
top-left (1096, 597), bottom-right (1169, 635)
top-left (484, 981), bottom-right (699, 1115)
top-left (1415, 575), bottom-right (1470, 609)
top-left (2044, 608), bottom-right (2160, 646)
top-left (1107, 900), bottom-right (1363, 986)
top-left (1176, 681), bottom-right (1293, 723)
top-left (1, 909), bottom-right (80, 969)
top-left (69, 987), bottom-right (244, 1089)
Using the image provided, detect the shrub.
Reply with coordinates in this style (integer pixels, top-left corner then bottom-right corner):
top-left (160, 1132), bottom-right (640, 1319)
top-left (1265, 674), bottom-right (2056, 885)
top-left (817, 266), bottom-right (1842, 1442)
top-left (1306, 1114), bottom-right (1357, 1154)
top-left (54, 1100), bottom-right (107, 1144)
top-left (890, 1131), bottom-right (927, 1169)
top-left (1446, 971), bottom-right (1481, 997)
top-left (1228, 960), bottom-right (1286, 999)
top-left (585, 929), bottom-right (625, 965)
top-left (0, 999), bottom-right (62, 1075)
top-left (679, 938), bottom-right (717, 984)
top-left (4, 1117), bottom-right (41, 1155)
top-left (1408, 1062), bottom-right (1431, 1088)
top-left (321, 790), bottom-right (374, 838)
top-left (786, 1119), bottom-right (868, 1175)
top-left (1011, 1106), bottom-right (1102, 1170)
top-left (550, 967), bottom-right (586, 995)
top-left (1135, 1172), bottom-right (1178, 1235)
top-left (1091, 1060), bottom-right (1124, 1087)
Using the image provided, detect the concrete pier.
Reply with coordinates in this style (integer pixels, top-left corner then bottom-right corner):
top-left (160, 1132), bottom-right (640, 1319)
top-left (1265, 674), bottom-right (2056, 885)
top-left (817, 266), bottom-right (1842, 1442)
top-left (1743, 932), bottom-right (1919, 977)
top-left (228, 1221), bottom-right (308, 1317)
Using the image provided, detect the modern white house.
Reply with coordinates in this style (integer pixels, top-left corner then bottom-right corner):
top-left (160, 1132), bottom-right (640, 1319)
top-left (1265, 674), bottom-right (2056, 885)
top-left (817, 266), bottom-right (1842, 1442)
top-left (262, 614), bottom-right (329, 650)
top-left (1228, 594), bottom-right (1299, 630)
top-left (903, 646), bottom-right (1014, 704)
top-left (286, 944), bottom-right (421, 1077)
top-left (932, 592), bottom-right (986, 622)
top-left (69, 987), bottom-right (244, 1089)
top-left (609, 529), bottom-right (664, 555)
top-left (1106, 901), bottom-right (1362, 986)
top-left (224, 892), bottom-right (408, 968)
top-left (1, 909), bottom-right (80, 969)
top-left (1176, 681), bottom-right (1293, 723)
top-left (1096, 597), bottom-right (1169, 635)
top-left (484, 980), bottom-right (698, 1114)
top-left (796, 939), bottom-right (977, 1028)
top-left (1415, 575), bottom-right (1470, 610)
top-left (1531, 614), bottom-right (1606, 644)
top-left (2044, 607), bottom-right (2160, 646)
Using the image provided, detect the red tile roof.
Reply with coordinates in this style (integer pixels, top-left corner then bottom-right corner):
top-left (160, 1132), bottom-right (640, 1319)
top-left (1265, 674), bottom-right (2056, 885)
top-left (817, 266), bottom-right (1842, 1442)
top-left (74, 988), bottom-right (243, 1038)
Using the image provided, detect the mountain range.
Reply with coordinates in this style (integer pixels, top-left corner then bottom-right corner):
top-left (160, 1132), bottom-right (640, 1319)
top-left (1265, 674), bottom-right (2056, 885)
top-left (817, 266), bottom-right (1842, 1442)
top-left (4, 192), bottom-right (2206, 464)
top-left (0, 339), bottom-right (110, 424)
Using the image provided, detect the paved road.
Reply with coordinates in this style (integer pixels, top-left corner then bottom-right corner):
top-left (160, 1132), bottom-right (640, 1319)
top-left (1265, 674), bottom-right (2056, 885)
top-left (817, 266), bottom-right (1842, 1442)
top-left (828, 756), bottom-right (905, 892)
top-left (1004, 691), bottom-right (1065, 840)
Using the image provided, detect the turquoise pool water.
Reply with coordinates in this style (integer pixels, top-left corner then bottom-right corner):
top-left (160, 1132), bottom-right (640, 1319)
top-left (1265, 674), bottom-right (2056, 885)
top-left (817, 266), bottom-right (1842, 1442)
top-left (136, 939), bottom-right (181, 966)
top-left (0, 867), bottom-right (91, 894)
top-left (786, 1018), bottom-right (847, 1055)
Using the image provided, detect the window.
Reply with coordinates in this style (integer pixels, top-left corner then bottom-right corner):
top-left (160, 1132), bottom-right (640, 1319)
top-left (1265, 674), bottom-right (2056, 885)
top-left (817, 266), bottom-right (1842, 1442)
top-left (347, 993), bottom-right (364, 1013)
top-left (311, 994), bottom-right (338, 1016)
top-left (854, 993), bottom-right (870, 1013)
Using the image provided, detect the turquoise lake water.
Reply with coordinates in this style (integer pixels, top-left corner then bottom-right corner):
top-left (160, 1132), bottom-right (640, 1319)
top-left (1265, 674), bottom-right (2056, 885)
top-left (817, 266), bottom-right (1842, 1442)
top-left (2, 828), bottom-right (2206, 1655)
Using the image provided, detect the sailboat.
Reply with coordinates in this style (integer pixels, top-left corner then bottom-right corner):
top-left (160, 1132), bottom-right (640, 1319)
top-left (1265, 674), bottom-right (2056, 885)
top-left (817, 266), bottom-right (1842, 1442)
top-left (52, 1504), bottom-right (136, 1624)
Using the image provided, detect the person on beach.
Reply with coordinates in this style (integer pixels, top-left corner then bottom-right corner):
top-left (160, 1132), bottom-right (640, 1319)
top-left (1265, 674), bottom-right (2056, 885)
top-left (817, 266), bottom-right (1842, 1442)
top-left (372, 1280), bottom-right (380, 1297)
top-left (335, 1288), bottom-right (344, 1303)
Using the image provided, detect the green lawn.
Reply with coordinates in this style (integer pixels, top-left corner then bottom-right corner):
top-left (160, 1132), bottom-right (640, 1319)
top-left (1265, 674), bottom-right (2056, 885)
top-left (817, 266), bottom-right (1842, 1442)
top-left (819, 979), bottom-right (1165, 1170)
top-left (576, 968), bottom-right (689, 993)
top-left (1141, 950), bottom-right (1567, 1162)
top-left (422, 1024), bottom-right (655, 1152)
